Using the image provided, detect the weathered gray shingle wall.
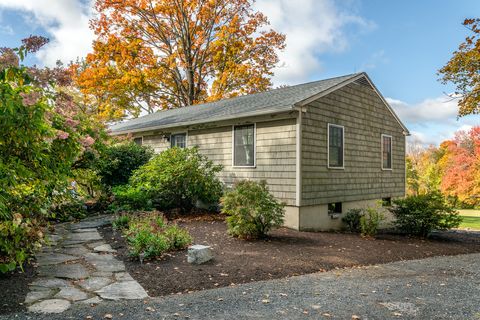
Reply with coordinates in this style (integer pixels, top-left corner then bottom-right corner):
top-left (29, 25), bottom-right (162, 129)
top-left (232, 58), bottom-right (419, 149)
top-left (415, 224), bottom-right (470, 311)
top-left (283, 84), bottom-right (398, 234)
top-left (301, 82), bottom-right (406, 205)
top-left (140, 117), bottom-right (297, 206)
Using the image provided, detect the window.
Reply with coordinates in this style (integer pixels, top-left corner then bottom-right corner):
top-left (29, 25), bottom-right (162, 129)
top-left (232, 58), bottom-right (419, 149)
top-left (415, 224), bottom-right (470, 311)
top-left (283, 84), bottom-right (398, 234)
top-left (133, 137), bottom-right (143, 145)
top-left (171, 133), bottom-right (187, 148)
top-left (328, 202), bottom-right (342, 214)
top-left (382, 134), bottom-right (392, 169)
top-left (328, 124), bottom-right (344, 168)
top-left (382, 197), bottom-right (392, 207)
top-left (233, 124), bottom-right (255, 167)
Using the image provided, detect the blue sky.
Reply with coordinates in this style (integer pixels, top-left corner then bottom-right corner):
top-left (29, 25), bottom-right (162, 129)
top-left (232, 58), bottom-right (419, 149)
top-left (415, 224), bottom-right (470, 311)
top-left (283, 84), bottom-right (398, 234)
top-left (1, 0), bottom-right (479, 146)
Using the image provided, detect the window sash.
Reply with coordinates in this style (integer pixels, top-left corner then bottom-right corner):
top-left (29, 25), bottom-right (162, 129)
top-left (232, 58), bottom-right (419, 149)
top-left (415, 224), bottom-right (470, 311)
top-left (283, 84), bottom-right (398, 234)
top-left (328, 125), bottom-right (344, 168)
top-left (233, 124), bottom-right (255, 167)
top-left (382, 135), bottom-right (392, 169)
top-left (171, 133), bottom-right (186, 148)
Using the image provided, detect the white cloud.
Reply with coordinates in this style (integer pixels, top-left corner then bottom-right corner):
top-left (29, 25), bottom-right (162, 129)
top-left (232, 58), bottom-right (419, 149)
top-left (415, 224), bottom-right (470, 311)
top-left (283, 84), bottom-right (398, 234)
top-left (386, 95), bottom-right (460, 124)
top-left (388, 95), bottom-right (480, 147)
top-left (0, 0), bottom-right (94, 66)
top-left (255, 0), bottom-right (375, 85)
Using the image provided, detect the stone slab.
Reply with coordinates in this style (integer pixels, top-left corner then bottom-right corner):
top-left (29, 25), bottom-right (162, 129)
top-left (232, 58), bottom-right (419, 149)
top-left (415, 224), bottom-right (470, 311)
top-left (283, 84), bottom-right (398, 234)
top-left (84, 253), bottom-right (125, 272)
top-left (29, 278), bottom-right (71, 289)
top-left (114, 272), bottom-right (134, 282)
top-left (95, 281), bottom-right (148, 300)
top-left (70, 217), bottom-right (111, 230)
top-left (54, 287), bottom-right (88, 301)
top-left (78, 277), bottom-right (113, 291)
top-left (36, 253), bottom-right (79, 266)
top-left (93, 244), bottom-right (116, 253)
top-left (80, 296), bottom-right (103, 305)
top-left (38, 263), bottom-right (90, 280)
top-left (25, 289), bottom-right (55, 304)
top-left (28, 299), bottom-right (71, 313)
top-left (66, 231), bottom-right (102, 242)
top-left (59, 245), bottom-right (90, 256)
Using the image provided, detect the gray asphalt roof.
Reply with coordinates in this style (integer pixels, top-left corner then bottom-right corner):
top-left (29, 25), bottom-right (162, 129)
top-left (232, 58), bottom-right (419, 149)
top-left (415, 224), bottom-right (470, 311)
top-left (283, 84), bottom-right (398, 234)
top-left (110, 73), bottom-right (361, 133)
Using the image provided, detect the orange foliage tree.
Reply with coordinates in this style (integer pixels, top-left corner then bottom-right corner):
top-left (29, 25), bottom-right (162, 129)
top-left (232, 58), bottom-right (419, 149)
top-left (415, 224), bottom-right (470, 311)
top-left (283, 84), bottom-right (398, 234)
top-left (407, 126), bottom-right (480, 207)
top-left (73, 0), bottom-right (286, 120)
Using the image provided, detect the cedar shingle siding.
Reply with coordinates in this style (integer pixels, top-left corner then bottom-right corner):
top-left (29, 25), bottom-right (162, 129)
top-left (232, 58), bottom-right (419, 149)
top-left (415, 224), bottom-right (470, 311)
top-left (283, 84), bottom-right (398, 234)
top-left (301, 82), bottom-right (406, 205)
top-left (139, 117), bottom-right (297, 205)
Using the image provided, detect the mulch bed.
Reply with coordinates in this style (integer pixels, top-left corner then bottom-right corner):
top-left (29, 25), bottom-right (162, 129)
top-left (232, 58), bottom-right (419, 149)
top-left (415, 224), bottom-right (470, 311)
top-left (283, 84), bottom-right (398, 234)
top-left (99, 215), bottom-right (480, 297)
top-left (0, 264), bottom-right (36, 314)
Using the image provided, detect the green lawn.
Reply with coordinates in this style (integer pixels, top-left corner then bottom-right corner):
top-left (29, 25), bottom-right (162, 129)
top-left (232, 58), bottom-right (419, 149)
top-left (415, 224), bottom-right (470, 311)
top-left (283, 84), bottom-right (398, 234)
top-left (457, 209), bottom-right (480, 230)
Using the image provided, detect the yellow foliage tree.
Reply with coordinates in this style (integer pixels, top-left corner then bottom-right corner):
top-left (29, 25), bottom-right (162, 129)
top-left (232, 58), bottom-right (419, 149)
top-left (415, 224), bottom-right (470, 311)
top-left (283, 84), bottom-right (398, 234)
top-left (73, 0), bottom-right (286, 120)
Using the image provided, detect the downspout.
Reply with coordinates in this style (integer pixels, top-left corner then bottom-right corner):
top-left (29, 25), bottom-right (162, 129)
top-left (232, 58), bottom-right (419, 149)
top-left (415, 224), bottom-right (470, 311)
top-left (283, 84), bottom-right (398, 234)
top-left (294, 106), bottom-right (306, 207)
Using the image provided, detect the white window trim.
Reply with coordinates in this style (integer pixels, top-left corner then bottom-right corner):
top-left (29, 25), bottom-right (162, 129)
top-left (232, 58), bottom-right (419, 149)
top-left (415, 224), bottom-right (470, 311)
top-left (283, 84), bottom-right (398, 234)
top-left (381, 134), bottom-right (393, 170)
top-left (170, 131), bottom-right (188, 148)
top-left (327, 123), bottom-right (345, 170)
top-left (232, 123), bottom-right (256, 168)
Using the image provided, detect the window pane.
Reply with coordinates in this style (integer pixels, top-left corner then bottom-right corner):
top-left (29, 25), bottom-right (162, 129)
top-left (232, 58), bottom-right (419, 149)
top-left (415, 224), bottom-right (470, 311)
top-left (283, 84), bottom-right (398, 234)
top-left (234, 125), bottom-right (254, 166)
top-left (133, 137), bottom-right (142, 145)
top-left (382, 136), bottom-right (392, 169)
top-left (171, 133), bottom-right (186, 148)
top-left (329, 125), bottom-right (343, 168)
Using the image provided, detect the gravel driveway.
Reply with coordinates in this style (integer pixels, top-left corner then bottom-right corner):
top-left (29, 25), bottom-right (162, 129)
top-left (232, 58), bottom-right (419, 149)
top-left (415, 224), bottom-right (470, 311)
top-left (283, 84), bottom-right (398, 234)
top-left (2, 253), bottom-right (479, 320)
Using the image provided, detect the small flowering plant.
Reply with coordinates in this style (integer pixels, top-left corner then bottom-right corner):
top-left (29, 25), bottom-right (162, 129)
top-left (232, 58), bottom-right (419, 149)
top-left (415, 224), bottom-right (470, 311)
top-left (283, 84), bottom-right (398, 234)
top-left (0, 36), bottom-right (107, 272)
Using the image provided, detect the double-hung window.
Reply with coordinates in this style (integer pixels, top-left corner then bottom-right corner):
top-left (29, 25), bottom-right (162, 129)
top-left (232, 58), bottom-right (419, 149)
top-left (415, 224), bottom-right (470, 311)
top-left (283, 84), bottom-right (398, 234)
top-left (133, 137), bottom-right (143, 146)
top-left (233, 124), bottom-right (255, 167)
top-left (171, 133), bottom-right (187, 148)
top-left (328, 124), bottom-right (344, 169)
top-left (382, 134), bottom-right (392, 170)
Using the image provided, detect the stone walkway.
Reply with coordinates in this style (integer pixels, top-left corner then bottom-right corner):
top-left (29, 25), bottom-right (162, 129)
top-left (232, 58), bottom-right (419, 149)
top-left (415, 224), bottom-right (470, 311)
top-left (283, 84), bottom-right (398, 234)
top-left (25, 216), bottom-right (148, 314)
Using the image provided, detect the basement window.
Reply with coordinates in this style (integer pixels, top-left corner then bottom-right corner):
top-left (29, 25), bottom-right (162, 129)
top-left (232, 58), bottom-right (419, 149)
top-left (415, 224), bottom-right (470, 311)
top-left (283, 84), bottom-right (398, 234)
top-left (328, 202), bottom-right (342, 214)
top-left (382, 197), bottom-right (392, 207)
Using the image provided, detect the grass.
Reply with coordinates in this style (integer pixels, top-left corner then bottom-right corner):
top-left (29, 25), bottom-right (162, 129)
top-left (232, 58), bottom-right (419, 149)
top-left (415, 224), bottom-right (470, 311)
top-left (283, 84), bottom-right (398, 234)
top-left (457, 209), bottom-right (480, 230)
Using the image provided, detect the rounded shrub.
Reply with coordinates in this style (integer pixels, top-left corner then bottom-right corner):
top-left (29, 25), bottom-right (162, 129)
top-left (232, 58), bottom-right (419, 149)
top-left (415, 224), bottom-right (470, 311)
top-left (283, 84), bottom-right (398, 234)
top-left (128, 147), bottom-right (223, 212)
top-left (221, 180), bottom-right (285, 239)
top-left (389, 192), bottom-right (462, 237)
top-left (96, 142), bottom-right (153, 188)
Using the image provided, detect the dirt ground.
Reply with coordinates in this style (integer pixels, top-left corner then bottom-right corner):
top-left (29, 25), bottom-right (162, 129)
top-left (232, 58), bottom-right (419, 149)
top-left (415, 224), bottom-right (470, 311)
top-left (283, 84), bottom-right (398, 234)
top-left (99, 215), bottom-right (480, 297)
top-left (0, 264), bottom-right (36, 314)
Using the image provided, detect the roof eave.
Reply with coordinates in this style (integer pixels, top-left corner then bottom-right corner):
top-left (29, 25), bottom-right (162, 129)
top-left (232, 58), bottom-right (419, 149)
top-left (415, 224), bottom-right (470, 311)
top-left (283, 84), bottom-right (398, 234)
top-left (110, 106), bottom-right (294, 135)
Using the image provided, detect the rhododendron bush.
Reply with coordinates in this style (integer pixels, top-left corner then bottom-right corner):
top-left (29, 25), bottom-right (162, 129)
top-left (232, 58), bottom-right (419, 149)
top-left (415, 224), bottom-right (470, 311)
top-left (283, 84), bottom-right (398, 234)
top-left (0, 37), bottom-right (107, 272)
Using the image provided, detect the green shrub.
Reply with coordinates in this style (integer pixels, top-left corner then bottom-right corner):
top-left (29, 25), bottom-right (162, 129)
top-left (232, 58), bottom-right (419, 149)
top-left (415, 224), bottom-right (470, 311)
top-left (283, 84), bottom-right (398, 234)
top-left (124, 213), bottom-right (192, 260)
top-left (96, 142), bottom-right (153, 188)
top-left (342, 208), bottom-right (363, 233)
top-left (128, 147), bottom-right (223, 212)
top-left (111, 185), bottom-right (153, 211)
top-left (0, 214), bottom-right (43, 273)
top-left (359, 207), bottom-right (385, 237)
top-left (221, 180), bottom-right (285, 239)
top-left (112, 214), bottom-right (130, 230)
top-left (389, 192), bottom-right (462, 237)
top-left (49, 198), bottom-right (88, 222)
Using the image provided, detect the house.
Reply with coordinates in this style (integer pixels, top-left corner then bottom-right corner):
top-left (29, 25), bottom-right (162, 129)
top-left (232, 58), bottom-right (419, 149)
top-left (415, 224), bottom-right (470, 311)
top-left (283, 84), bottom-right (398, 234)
top-left (111, 72), bottom-right (409, 231)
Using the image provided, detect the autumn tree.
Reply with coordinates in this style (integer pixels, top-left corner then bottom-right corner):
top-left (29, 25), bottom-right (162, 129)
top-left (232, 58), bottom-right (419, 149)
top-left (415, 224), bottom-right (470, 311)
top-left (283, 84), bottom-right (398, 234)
top-left (74, 0), bottom-right (286, 120)
top-left (438, 18), bottom-right (480, 116)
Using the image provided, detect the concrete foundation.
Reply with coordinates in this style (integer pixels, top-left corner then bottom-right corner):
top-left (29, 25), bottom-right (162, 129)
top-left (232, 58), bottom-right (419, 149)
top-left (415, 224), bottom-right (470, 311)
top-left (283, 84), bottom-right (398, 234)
top-left (283, 199), bottom-right (395, 231)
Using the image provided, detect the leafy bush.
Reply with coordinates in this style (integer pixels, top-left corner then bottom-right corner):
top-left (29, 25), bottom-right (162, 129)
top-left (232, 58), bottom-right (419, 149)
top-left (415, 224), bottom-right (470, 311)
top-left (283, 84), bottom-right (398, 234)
top-left (128, 147), bottom-right (223, 212)
top-left (112, 214), bottom-right (130, 230)
top-left (111, 185), bottom-right (153, 211)
top-left (342, 208), bottom-right (363, 233)
top-left (96, 142), bottom-right (153, 188)
top-left (0, 214), bottom-right (43, 273)
top-left (221, 180), bottom-right (285, 239)
top-left (389, 192), bottom-right (462, 237)
top-left (49, 199), bottom-right (88, 222)
top-left (124, 213), bottom-right (192, 260)
top-left (359, 207), bottom-right (385, 237)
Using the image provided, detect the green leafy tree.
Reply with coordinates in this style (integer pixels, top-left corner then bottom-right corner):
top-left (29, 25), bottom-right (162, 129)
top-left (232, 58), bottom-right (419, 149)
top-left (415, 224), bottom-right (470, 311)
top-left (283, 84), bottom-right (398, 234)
top-left (439, 18), bottom-right (480, 116)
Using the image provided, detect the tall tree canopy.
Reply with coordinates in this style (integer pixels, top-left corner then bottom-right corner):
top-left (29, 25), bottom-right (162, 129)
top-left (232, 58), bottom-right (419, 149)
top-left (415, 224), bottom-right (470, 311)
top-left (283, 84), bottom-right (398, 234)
top-left (439, 18), bottom-right (480, 116)
top-left (74, 0), bottom-right (286, 120)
